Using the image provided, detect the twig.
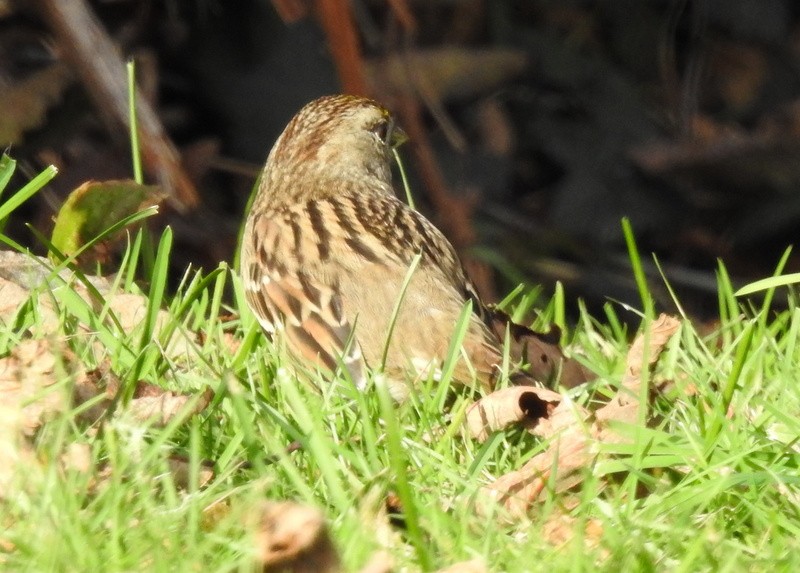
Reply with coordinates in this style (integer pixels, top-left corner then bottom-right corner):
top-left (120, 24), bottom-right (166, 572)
top-left (314, 0), bottom-right (368, 95)
top-left (33, 0), bottom-right (198, 211)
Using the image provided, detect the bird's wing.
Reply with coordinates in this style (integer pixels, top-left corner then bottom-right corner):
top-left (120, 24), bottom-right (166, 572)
top-left (242, 192), bottom-right (498, 389)
top-left (241, 209), bottom-right (367, 388)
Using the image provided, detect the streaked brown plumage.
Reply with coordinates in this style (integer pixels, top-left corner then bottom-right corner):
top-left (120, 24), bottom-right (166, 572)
top-left (240, 95), bottom-right (577, 399)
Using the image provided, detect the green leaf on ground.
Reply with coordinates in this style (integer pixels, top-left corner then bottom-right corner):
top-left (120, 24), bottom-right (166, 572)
top-left (50, 179), bottom-right (164, 265)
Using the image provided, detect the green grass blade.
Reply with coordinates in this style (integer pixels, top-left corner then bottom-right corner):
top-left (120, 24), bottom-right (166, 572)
top-left (0, 164), bottom-right (57, 221)
top-left (0, 153), bottom-right (16, 199)
top-left (127, 60), bottom-right (144, 184)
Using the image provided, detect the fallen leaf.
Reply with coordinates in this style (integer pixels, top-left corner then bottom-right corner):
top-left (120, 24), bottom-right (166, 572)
top-left (165, 455), bottom-right (215, 489)
top-left (251, 501), bottom-right (341, 573)
top-left (0, 276), bottom-right (29, 325)
top-left (465, 386), bottom-right (562, 442)
top-left (59, 442), bottom-right (92, 474)
top-left (50, 179), bottom-right (165, 266)
top-left (477, 315), bottom-right (682, 518)
top-left (596, 314), bottom-right (681, 433)
top-left (0, 339), bottom-right (76, 435)
top-left (479, 411), bottom-right (594, 518)
top-left (0, 339), bottom-right (82, 496)
top-left (127, 385), bottom-right (212, 426)
top-left (542, 512), bottom-right (604, 550)
top-left (105, 292), bottom-right (197, 359)
top-left (72, 361), bottom-right (119, 425)
top-left (435, 560), bottom-right (488, 573)
top-left (487, 305), bottom-right (594, 388)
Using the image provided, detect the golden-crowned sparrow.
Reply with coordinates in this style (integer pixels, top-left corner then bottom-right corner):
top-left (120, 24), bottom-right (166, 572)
top-left (240, 95), bottom-right (579, 398)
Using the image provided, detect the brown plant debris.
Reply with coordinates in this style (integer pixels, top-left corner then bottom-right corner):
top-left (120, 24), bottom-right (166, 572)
top-left (486, 305), bottom-right (594, 389)
top-left (434, 559), bottom-right (488, 573)
top-left (252, 501), bottom-right (341, 573)
top-left (474, 314), bottom-right (681, 518)
top-left (32, 0), bottom-right (198, 210)
top-left (465, 386), bottom-right (563, 442)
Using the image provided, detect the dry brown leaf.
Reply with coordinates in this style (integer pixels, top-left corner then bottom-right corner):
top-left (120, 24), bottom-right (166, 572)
top-left (0, 339), bottom-right (77, 436)
top-left (166, 455), bottom-right (214, 489)
top-left (435, 559), bottom-right (488, 573)
top-left (487, 306), bottom-right (594, 389)
top-left (0, 278), bottom-right (196, 361)
top-left (465, 386), bottom-right (562, 442)
top-left (596, 314), bottom-right (681, 434)
top-left (542, 512), bottom-right (604, 550)
top-left (251, 501), bottom-right (341, 573)
top-left (73, 361), bottom-right (211, 427)
top-left (72, 361), bottom-right (119, 424)
top-left (478, 315), bottom-right (681, 518)
top-left (105, 293), bottom-right (196, 359)
top-left (0, 339), bottom-right (83, 496)
top-left (0, 277), bottom-right (29, 325)
top-left (622, 314), bottom-right (681, 387)
top-left (127, 385), bottom-right (212, 426)
top-left (480, 410), bottom-right (595, 518)
top-left (60, 442), bottom-right (92, 474)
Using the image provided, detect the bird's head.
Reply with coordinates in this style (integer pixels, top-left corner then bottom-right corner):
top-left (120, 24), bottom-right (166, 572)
top-left (255, 95), bottom-right (407, 210)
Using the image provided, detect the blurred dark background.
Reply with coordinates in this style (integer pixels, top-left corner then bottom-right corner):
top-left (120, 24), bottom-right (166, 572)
top-left (4, 0), bottom-right (800, 321)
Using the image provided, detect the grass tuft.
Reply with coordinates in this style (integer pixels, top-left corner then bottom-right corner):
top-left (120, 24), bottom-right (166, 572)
top-left (2, 163), bottom-right (800, 570)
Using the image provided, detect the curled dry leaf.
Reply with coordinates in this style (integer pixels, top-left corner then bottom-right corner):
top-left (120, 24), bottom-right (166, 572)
top-left (487, 305), bottom-right (594, 389)
top-left (478, 315), bottom-right (682, 518)
top-left (480, 409), bottom-right (594, 519)
top-left (251, 501), bottom-right (341, 573)
top-left (596, 313), bottom-right (682, 434)
top-left (465, 386), bottom-right (562, 442)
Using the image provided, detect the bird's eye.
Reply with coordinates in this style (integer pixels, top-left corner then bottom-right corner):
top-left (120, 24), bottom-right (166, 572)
top-left (371, 120), bottom-right (391, 144)
top-left (371, 117), bottom-right (408, 148)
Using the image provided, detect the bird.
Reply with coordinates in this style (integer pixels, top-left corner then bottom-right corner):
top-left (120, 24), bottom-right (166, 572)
top-left (240, 94), bottom-right (586, 400)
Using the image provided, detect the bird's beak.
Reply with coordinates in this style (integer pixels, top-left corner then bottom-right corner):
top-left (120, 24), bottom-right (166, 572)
top-left (386, 119), bottom-right (408, 149)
